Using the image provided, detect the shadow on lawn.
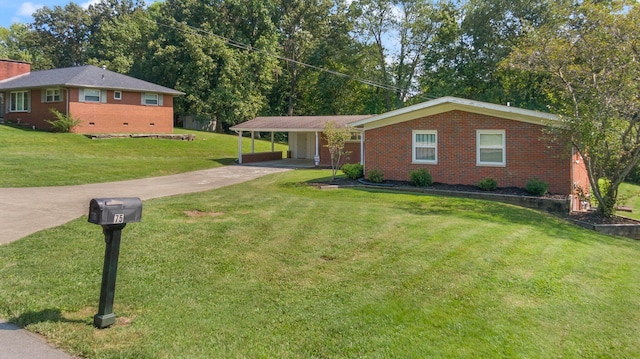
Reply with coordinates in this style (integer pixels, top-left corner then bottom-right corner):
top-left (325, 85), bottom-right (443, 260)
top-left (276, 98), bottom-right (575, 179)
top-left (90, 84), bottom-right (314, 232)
top-left (10, 308), bottom-right (88, 328)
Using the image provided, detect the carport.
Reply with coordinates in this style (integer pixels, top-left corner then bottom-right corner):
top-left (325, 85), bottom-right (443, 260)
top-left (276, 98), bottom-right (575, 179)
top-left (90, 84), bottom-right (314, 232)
top-left (230, 115), bottom-right (371, 165)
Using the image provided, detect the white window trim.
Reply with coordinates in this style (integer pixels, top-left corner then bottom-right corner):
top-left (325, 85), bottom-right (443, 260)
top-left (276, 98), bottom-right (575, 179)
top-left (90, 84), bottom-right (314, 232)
top-left (114, 91), bottom-right (122, 100)
top-left (412, 130), bottom-right (438, 164)
top-left (80, 88), bottom-right (104, 103)
top-left (9, 90), bottom-right (30, 112)
top-left (476, 129), bottom-right (506, 167)
top-left (43, 88), bottom-right (61, 103)
top-left (143, 93), bottom-right (159, 106)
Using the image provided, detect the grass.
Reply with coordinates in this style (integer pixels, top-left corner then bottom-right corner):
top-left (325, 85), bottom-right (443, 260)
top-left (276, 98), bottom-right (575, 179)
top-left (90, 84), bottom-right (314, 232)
top-left (1, 169), bottom-right (640, 358)
top-left (0, 124), bottom-right (286, 187)
top-left (618, 182), bottom-right (640, 220)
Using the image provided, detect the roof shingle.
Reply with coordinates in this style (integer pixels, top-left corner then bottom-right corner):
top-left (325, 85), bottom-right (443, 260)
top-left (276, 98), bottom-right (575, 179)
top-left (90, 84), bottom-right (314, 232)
top-left (0, 65), bottom-right (184, 95)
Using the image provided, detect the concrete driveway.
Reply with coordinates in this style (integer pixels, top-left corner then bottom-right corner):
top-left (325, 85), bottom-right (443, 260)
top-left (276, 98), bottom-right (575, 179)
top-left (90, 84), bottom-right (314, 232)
top-left (0, 164), bottom-right (292, 245)
top-left (0, 163), bottom-right (294, 359)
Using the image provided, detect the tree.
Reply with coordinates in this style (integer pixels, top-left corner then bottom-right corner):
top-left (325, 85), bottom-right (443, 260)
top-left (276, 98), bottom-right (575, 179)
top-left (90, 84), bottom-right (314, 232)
top-left (508, 1), bottom-right (640, 216)
top-left (141, 0), bottom-right (280, 131)
top-left (31, 3), bottom-right (92, 67)
top-left (323, 120), bottom-right (353, 181)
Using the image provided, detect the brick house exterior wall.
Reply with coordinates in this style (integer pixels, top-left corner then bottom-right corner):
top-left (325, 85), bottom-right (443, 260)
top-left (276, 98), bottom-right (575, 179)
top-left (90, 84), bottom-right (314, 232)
top-left (363, 110), bottom-right (573, 195)
top-left (2, 88), bottom-right (174, 133)
top-left (318, 136), bottom-right (362, 167)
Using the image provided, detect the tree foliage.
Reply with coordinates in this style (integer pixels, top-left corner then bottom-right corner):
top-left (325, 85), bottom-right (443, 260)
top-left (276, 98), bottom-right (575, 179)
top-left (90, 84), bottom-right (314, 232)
top-left (323, 120), bottom-right (354, 181)
top-left (508, 1), bottom-right (640, 216)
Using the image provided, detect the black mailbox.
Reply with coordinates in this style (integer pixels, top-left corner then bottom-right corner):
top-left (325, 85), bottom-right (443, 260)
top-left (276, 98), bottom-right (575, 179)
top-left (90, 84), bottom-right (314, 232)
top-left (88, 197), bottom-right (142, 225)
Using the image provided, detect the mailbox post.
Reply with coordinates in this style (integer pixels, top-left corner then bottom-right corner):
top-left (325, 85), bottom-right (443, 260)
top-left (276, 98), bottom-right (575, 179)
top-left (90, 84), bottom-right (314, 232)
top-left (88, 197), bottom-right (142, 329)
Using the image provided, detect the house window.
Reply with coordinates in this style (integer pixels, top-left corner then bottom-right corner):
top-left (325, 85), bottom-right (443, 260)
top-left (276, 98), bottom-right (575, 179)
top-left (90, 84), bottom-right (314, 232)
top-left (477, 130), bottom-right (506, 166)
top-left (412, 130), bottom-right (437, 164)
top-left (348, 132), bottom-right (362, 142)
top-left (114, 91), bottom-right (122, 100)
top-left (9, 91), bottom-right (29, 112)
top-left (45, 88), bottom-right (61, 102)
top-left (144, 93), bottom-right (159, 105)
top-left (83, 89), bottom-right (101, 102)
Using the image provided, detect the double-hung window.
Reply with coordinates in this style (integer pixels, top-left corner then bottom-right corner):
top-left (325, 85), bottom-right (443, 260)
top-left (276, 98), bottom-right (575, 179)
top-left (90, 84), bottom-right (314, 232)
top-left (10, 91), bottom-right (29, 112)
top-left (477, 130), bottom-right (506, 166)
top-left (143, 93), bottom-right (159, 105)
top-left (83, 89), bottom-right (101, 102)
top-left (44, 88), bottom-right (61, 102)
top-left (412, 130), bottom-right (437, 164)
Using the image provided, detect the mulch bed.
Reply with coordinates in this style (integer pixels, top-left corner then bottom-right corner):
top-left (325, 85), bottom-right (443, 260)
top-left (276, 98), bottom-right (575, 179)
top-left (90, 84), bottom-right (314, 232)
top-left (310, 178), bottom-right (639, 226)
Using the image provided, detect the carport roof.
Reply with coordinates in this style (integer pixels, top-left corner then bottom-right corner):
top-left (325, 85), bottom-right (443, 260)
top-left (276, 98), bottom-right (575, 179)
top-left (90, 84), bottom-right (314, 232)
top-left (230, 115), bottom-right (373, 132)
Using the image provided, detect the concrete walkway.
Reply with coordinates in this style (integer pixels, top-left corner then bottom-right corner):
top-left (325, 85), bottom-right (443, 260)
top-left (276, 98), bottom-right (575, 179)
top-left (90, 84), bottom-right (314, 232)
top-left (0, 163), bottom-right (294, 359)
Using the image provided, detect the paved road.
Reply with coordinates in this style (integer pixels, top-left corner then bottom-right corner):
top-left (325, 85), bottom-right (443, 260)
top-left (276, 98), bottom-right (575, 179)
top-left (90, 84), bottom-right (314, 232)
top-left (0, 163), bottom-right (294, 359)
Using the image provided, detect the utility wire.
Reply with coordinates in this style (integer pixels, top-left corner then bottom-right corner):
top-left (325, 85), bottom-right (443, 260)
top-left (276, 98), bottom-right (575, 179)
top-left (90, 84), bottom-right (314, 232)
top-left (144, 18), bottom-right (438, 102)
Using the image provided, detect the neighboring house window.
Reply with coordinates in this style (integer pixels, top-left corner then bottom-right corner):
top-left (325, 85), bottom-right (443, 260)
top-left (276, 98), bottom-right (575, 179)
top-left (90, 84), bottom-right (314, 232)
top-left (83, 88), bottom-right (102, 102)
top-left (44, 88), bottom-right (61, 102)
top-left (9, 91), bottom-right (29, 112)
top-left (412, 130), bottom-right (437, 164)
top-left (114, 91), bottom-right (122, 100)
top-left (477, 130), bottom-right (506, 166)
top-left (143, 93), bottom-right (159, 105)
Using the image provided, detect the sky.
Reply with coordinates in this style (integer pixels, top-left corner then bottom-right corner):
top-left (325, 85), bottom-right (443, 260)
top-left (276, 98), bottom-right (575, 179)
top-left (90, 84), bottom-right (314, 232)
top-left (0, 0), bottom-right (101, 28)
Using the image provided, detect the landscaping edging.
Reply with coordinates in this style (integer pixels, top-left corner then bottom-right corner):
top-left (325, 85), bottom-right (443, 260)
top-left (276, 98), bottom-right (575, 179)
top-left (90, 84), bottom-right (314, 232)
top-left (321, 181), bottom-right (640, 240)
top-left (86, 134), bottom-right (195, 141)
top-left (354, 183), bottom-right (571, 215)
top-left (568, 219), bottom-right (640, 240)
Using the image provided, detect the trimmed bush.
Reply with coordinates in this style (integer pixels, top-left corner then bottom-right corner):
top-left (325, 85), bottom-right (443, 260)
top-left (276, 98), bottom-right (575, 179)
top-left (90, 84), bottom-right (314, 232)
top-left (525, 179), bottom-right (549, 196)
top-left (410, 168), bottom-right (432, 187)
top-left (341, 163), bottom-right (364, 180)
top-left (46, 109), bottom-right (82, 133)
top-left (368, 169), bottom-right (384, 183)
top-left (478, 178), bottom-right (498, 191)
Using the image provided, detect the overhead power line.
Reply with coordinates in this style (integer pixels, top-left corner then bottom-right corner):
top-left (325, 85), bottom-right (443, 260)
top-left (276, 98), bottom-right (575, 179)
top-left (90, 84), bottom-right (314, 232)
top-left (144, 18), bottom-right (437, 102)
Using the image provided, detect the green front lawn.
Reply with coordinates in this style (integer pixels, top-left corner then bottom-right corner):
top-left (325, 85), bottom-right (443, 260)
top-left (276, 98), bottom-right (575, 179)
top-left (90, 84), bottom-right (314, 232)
top-left (0, 125), bottom-right (286, 187)
top-left (1, 170), bottom-right (639, 358)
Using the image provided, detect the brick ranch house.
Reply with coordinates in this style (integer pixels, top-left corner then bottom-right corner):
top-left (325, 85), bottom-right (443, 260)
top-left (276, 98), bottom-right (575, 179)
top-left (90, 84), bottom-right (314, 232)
top-left (0, 59), bottom-right (184, 133)
top-left (232, 97), bottom-right (589, 211)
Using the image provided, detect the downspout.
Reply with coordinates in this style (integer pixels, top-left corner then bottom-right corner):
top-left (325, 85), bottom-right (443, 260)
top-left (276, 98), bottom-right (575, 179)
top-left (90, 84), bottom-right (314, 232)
top-left (360, 129), bottom-right (365, 166)
top-left (64, 88), bottom-right (69, 117)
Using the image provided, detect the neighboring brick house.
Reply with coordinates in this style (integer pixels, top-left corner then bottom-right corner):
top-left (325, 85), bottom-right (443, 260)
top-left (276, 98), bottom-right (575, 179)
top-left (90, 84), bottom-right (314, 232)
top-left (233, 97), bottom-right (589, 210)
top-left (0, 59), bottom-right (184, 133)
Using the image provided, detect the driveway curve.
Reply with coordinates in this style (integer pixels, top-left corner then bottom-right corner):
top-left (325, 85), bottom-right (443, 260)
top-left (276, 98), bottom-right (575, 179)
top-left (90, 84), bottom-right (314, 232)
top-left (0, 163), bottom-right (293, 359)
top-left (0, 164), bottom-right (292, 245)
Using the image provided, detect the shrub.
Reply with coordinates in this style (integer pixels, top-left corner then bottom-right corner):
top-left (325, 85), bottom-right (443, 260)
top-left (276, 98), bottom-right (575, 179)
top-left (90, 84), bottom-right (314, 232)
top-left (46, 109), bottom-right (82, 133)
top-left (410, 168), bottom-right (432, 187)
top-left (368, 169), bottom-right (384, 183)
top-left (478, 177), bottom-right (498, 191)
top-left (525, 179), bottom-right (549, 196)
top-left (341, 163), bottom-right (364, 180)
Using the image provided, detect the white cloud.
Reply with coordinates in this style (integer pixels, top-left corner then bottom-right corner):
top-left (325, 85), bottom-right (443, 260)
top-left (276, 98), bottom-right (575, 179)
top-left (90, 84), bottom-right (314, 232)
top-left (80, 0), bottom-right (100, 9)
top-left (18, 2), bottom-right (43, 17)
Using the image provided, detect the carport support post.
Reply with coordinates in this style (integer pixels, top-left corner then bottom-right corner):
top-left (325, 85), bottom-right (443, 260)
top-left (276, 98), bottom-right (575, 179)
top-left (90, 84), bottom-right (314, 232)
top-left (94, 223), bottom-right (126, 329)
top-left (314, 131), bottom-right (320, 166)
top-left (271, 132), bottom-right (274, 152)
top-left (237, 131), bottom-right (243, 164)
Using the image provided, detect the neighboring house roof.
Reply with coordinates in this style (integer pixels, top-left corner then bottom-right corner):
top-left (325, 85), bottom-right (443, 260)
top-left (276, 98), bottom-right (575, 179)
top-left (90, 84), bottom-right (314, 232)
top-left (0, 65), bottom-right (184, 95)
top-left (349, 96), bottom-right (559, 129)
top-left (230, 115), bottom-right (373, 132)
